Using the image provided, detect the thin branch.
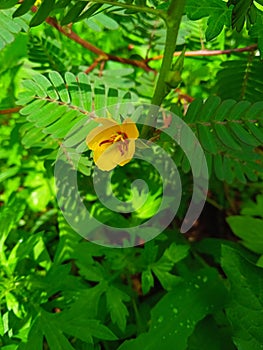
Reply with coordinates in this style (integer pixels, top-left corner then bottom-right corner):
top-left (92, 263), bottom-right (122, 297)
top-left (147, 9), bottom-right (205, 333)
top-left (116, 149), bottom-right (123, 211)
top-left (0, 107), bottom-right (22, 115)
top-left (42, 12), bottom-right (154, 72)
top-left (107, 53), bottom-right (154, 72)
top-left (45, 16), bottom-right (106, 56)
top-left (31, 6), bottom-right (257, 74)
top-left (84, 57), bottom-right (103, 74)
top-left (148, 44), bottom-right (258, 62)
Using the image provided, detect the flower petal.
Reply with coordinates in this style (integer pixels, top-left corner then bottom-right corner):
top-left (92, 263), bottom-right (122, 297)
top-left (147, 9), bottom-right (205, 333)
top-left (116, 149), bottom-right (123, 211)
top-left (95, 143), bottom-right (120, 171)
top-left (119, 140), bottom-right (136, 166)
top-left (121, 118), bottom-right (139, 139)
top-left (86, 124), bottom-right (120, 150)
top-left (86, 117), bottom-right (139, 171)
top-left (95, 139), bottom-right (136, 171)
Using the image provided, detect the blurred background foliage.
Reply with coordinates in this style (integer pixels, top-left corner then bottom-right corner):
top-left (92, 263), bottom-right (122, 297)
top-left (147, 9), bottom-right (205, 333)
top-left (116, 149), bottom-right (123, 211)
top-left (0, 0), bottom-right (263, 349)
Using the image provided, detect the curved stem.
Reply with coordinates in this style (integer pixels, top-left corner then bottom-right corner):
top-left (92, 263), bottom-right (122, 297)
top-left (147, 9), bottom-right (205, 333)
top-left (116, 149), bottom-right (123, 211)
top-left (141, 0), bottom-right (186, 139)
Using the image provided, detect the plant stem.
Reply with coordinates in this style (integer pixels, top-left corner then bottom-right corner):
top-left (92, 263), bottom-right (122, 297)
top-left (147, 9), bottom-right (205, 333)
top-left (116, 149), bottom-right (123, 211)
top-left (43, 15), bottom-right (154, 72)
top-left (148, 44), bottom-right (258, 61)
top-left (141, 0), bottom-right (186, 139)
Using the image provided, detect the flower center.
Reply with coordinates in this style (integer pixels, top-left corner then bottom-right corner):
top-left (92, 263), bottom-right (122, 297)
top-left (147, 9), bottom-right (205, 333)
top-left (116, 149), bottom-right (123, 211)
top-left (99, 131), bottom-right (129, 156)
top-left (99, 131), bottom-right (128, 146)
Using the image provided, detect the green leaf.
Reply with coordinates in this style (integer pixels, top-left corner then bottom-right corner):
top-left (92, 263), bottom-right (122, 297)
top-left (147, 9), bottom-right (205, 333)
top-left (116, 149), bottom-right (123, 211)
top-left (48, 71), bottom-right (70, 103)
top-left (152, 262), bottom-right (182, 291)
top-left (0, 9), bottom-right (29, 50)
top-left (206, 9), bottom-right (229, 41)
top-left (227, 216), bottom-right (263, 254)
top-left (214, 124), bottom-right (241, 150)
top-left (228, 0), bottom-right (258, 32)
top-left (221, 245), bottom-right (263, 350)
top-left (0, 197), bottom-right (26, 251)
top-left (42, 316), bottom-right (75, 350)
top-left (214, 99), bottom-right (236, 121)
top-left (18, 71), bottom-right (137, 158)
top-left (106, 286), bottom-right (130, 332)
top-left (0, 0), bottom-right (18, 9)
top-left (213, 153), bottom-right (224, 181)
top-left (58, 317), bottom-right (117, 343)
top-left (223, 156), bottom-right (234, 184)
top-left (53, 213), bottom-right (81, 264)
top-left (246, 122), bottom-right (263, 143)
top-left (13, 0), bottom-right (36, 18)
top-left (185, 98), bottom-right (203, 122)
top-left (78, 3), bottom-right (103, 21)
top-left (5, 292), bottom-right (20, 318)
top-left (30, 0), bottom-right (54, 27)
top-left (61, 1), bottom-right (88, 25)
top-left (76, 72), bottom-right (92, 111)
top-left (118, 268), bottom-right (228, 350)
top-left (187, 316), bottom-right (236, 350)
top-left (241, 194), bottom-right (263, 217)
top-left (0, 166), bottom-right (19, 183)
top-left (33, 74), bottom-right (59, 100)
top-left (95, 13), bottom-right (119, 30)
top-left (186, 0), bottom-right (230, 40)
top-left (197, 124), bottom-right (218, 154)
top-left (229, 122), bottom-right (259, 146)
top-left (216, 58), bottom-right (263, 102)
top-left (18, 317), bottom-right (43, 350)
top-left (141, 269), bottom-right (154, 295)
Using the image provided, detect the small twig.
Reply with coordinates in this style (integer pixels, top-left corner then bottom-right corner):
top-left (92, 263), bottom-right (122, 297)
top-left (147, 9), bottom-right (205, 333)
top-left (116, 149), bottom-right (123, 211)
top-left (99, 61), bottom-right (105, 77)
top-left (175, 88), bottom-right (194, 103)
top-left (30, 6), bottom-right (155, 73)
top-left (30, 5), bottom-right (258, 78)
top-left (45, 15), bottom-right (106, 56)
top-left (84, 57), bottom-right (102, 74)
top-left (46, 17), bottom-right (154, 72)
top-left (106, 53), bottom-right (154, 72)
top-left (148, 44), bottom-right (258, 62)
top-left (0, 107), bottom-right (22, 115)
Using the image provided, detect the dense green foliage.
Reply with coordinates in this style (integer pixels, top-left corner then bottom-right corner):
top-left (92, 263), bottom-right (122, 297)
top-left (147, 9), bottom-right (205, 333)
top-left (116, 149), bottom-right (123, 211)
top-left (0, 0), bottom-right (263, 349)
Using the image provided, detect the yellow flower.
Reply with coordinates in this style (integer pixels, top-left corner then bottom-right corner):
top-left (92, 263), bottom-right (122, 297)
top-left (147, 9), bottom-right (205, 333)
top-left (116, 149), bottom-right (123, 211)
top-left (86, 117), bottom-right (139, 171)
top-left (34, 0), bottom-right (42, 6)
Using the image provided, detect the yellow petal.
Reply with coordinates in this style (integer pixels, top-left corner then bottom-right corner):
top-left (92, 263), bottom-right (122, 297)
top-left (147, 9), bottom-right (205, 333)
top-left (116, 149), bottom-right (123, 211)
top-left (93, 141), bottom-right (111, 164)
top-left (95, 143), bottom-right (120, 171)
top-left (95, 139), bottom-right (136, 171)
top-left (86, 117), bottom-right (139, 171)
top-left (86, 124), bottom-right (120, 150)
top-left (121, 118), bottom-right (139, 139)
top-left (119, 140), bottom-right (136, 166)
top-left (94, 117), bottom-right (118, 128)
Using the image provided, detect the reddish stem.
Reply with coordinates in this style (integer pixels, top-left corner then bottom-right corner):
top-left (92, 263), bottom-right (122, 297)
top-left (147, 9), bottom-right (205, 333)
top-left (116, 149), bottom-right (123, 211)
top-left (0, 107), bottom-right (21, 115)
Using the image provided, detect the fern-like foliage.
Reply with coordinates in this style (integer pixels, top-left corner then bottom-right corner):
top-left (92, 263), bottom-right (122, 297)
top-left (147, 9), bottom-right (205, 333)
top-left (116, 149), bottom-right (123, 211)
top-left (0, 8), bottom-right (30, 50)
top-left (185, 0), bottom-right (232, 41)
top-left (249, 11), bottom-right (263, 54)
top-left (112, 12), bottom-right (165, 51)
top-left (174, 96), bottom-right (263, 183)
top-left (18, 72), bottom-right (263, 184)
top-left (9, 0), bottom-right (164, 27)
top-left (17, 71), bottom-right (137, 173)
top-left (27, 35), bottom-right (71, 73)
top-left (227, 0), bottom-right (263, 32)
top-left (216, 55), bottom-right (263, 103)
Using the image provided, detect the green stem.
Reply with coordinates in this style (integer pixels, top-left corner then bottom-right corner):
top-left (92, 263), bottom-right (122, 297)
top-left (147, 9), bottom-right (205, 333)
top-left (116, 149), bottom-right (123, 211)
top-left (141, 0), bottom-right (186, 139)
top-left (90, 0), bottom-right (165, 18)
top-left (132, 297), bottom-right (144, 335)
